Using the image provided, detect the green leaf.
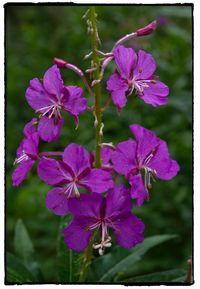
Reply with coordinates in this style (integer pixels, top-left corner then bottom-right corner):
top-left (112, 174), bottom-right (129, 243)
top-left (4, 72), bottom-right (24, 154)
top-left (87, 234), bottom-right (177, 282)
top-left (121, 269), bottom-right (187, 283)
top-left (57, 215), bottom-right (81, 282)
top-left (14, 219), bottom-right (42, 281)
top-left (6, 252), bottom-right (36, 283)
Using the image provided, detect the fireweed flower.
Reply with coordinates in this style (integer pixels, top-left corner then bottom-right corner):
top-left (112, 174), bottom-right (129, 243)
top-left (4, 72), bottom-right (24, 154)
top-left (25, 65), bottom-right (87, 142)
top-left (12, 118), bottom-right (39, 186)
top-left (64, 185), bottom-right (144, 254)
top-left (37, 143), bottom-right (114, 216)
top-left (107, 45), bottom-right (169, 110)
top-left (111, 124), bottom-right (180, 206)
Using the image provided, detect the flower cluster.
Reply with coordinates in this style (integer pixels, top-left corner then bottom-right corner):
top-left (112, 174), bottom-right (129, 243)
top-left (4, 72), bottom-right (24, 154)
top-left (12, 20), bottom-right (180, 255)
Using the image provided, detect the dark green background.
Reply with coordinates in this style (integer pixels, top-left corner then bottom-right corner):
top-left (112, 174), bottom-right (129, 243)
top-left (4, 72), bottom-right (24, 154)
top-left (6, 5), bottom-right (193, 282)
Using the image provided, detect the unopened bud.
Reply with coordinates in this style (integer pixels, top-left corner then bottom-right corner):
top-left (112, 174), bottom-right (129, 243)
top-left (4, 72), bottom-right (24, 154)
top-left (53, 57), bottom-right (67, 68)
top-left (137, 20), bottom-right (157, 37)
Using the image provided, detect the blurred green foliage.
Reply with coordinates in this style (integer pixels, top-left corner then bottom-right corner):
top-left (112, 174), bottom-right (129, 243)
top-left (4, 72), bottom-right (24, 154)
top-left (6, 4), bottom-right (192, 283)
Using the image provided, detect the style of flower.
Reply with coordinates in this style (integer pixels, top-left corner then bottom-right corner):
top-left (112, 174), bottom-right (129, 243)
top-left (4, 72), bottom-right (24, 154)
top-left (111, 124), bottom-right (180, 206)
top-left (25, 65), bottom-right (87, 142)
top-left (37, 143), bottom-right (114, 216)
top-left (107, 45), bottom-right (169, 110)
top-left (12, 118), bottom-right (39, 186)
top-left (64, 185), bottom-right (144, 254)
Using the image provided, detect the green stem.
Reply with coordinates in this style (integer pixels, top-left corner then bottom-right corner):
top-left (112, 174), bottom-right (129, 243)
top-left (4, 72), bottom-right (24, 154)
top-left (90, 6), bottom-right (102, 168)
top-left (78, 235), bottom-right (95, 282)
top-left (78, 6), bottom-right (102, 282)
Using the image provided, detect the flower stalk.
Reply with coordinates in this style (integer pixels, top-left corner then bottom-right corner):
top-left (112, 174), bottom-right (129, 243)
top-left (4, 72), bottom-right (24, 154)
top-left (90, 6), bottom-right (102, 168)
top-left (78, 6), bottom-right (103, 282)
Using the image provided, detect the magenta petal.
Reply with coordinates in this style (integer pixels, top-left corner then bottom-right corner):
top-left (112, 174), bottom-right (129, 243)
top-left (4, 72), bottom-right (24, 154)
top-left (68, 193), bottom-right (103, 217)
top-left (64, 217), bottom-right (93, 252)
top-left (140, 80), bottom-right (169, 107)
top-left (12, 159), bottom-right (34, 186)
top-left (129, 174), bottom-right (149, 206)
top-left (107, 72), bottom-right (128, 110)
top-left (38, 116), bottom-right (64, 143)
top-left (114, 213), bottom-right (145, 248)
top-left (148, 141), bottom-right (180, 180)
top-left (46, 187), bottom-right (70, 216)
top-left (25, 78), bottom-right (52, 110)
top-left (43, 65), bottom-right (64, 97)
top-left (62, 86), bottom-right (87, 116)
top-left (112, 139), bottom-right (137, 175)
top-left (23, 118), bottom-right (37, 137)
top-left (129, 124), bottom-right (160, 163)
top-left (101, 146), bottom-right (114, 167)
top-left (79, 168), bottom-right (114, 193)
top-left (114, 45), bottom-right (137, 79)
top-left (16, 140), bottom-right (24, 158)
top-left (37, 157), bottom-right (71, 185)
top-left (134, 50), bottom-right (156, 80)
top-left (23, 132), bottom-right (39, 158)
top-left (63, 144), bottom-right (91, 177)
top-left (106, 185), bottom-right (132, 217)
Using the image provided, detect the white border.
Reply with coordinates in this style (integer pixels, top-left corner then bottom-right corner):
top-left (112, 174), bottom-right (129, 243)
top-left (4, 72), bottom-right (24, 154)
top-left (2, 0), bottom-right (198, 288)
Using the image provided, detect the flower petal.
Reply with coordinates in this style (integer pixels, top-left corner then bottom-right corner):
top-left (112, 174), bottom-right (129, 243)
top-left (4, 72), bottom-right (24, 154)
top-left (38, 116), bottom-right (64, 143)
top-left (25, 78), bottom-right (52, 110)
top-left (148, 141), bottom-right (180, 180)
top-left (37, 157), bottom-right (72, 185)
top-left (68, 193), bottom-right (103, 218)
top-left (106, 185), bottom-right (132, 218)
top-left (129, 174), bottom-right (149, 206)
top-left (101, 146), bottom-right (114, 168)
top-left (114, 45), bottom-right (137, 79)
top-left (45, 187), bottom-right (70, 216)
top-left (112, 139), bottom-right (137, 175)
top-left (107, 72), bottom-right (128, 110)
top-left (64, 217), bottom-right (93, 252)
top-left (134, 50), bottom-right (156, 80)
top-left (79, 168), bottom-right (114, 193)
top-left (23, 118), bottom-right (37, 138)
top-left (63, 143), bottom-right (91, 177)
top-left (62, 86), bottom-right (87, 116)
top-left (43, 65), bottom-right (64, 97)
top-left (12, 159), bottom-right (34, 186)
top-left (129, 124), bottom-right (160, 163)
top-left (23, 132), bottom-right (39, 158)
top-left (140, 80), bottom-right (169, 107)
top-left (114, 213), bottom-right (145, 249)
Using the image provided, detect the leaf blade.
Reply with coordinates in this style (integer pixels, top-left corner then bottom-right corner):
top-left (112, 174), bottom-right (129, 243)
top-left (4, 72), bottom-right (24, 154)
top-left (14, 219), bottom-right (42, 281)
top-left (88, 234), bottom-right (177, 282)
top-left (6, 252), bottom-right (36, 284)
top-left (122, 269), bottom-right (187, 283)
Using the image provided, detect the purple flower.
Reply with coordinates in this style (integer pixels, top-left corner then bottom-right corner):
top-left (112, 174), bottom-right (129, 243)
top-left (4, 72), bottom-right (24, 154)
top-left (107, 45), bottom-right (169, 110)
top-left (12, 118), bottom-right (39, 186)
top-left (37, 143), bottom-right (114, 216)
top-left (64, 185), bottom-right (144, 254)
top-left (25, 65), bottom-right (87, 142)
top-left (111, 124), bottom-right (180, 206)
top-left (100, 146), bottom-right (114, 171)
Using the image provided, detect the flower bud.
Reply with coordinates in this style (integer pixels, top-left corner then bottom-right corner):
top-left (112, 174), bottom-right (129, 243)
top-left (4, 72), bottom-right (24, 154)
top-left (137, 20), bottom-right (157, 36)
top-left (53, 57), bottom-right (67, 68)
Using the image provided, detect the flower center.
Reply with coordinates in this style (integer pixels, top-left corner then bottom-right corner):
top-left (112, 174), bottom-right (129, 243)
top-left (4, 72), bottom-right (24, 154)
top-left (139, 148), bottom-right (158, 190)
top-left (14, 150), bottom-right (29, 165)
top-left (92, 220), bottom-right (112, 255)
top-left (63, 181), bottom-right (80, 199)
top-left (129, 77), bottom-right (156, 96)
top-left (36, 102), bottom-right (62, 122)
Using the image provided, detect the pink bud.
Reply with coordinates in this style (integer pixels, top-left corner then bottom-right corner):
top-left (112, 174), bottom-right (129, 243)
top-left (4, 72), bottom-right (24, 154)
top-left (137, 20), bottom-right (157, 36)
top-left (53, 58), bottom-right (67, 68)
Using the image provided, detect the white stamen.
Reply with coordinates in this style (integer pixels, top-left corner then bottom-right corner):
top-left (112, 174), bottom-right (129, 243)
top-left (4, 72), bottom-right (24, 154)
top-left (14, 151), bottom-right (29, 165)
